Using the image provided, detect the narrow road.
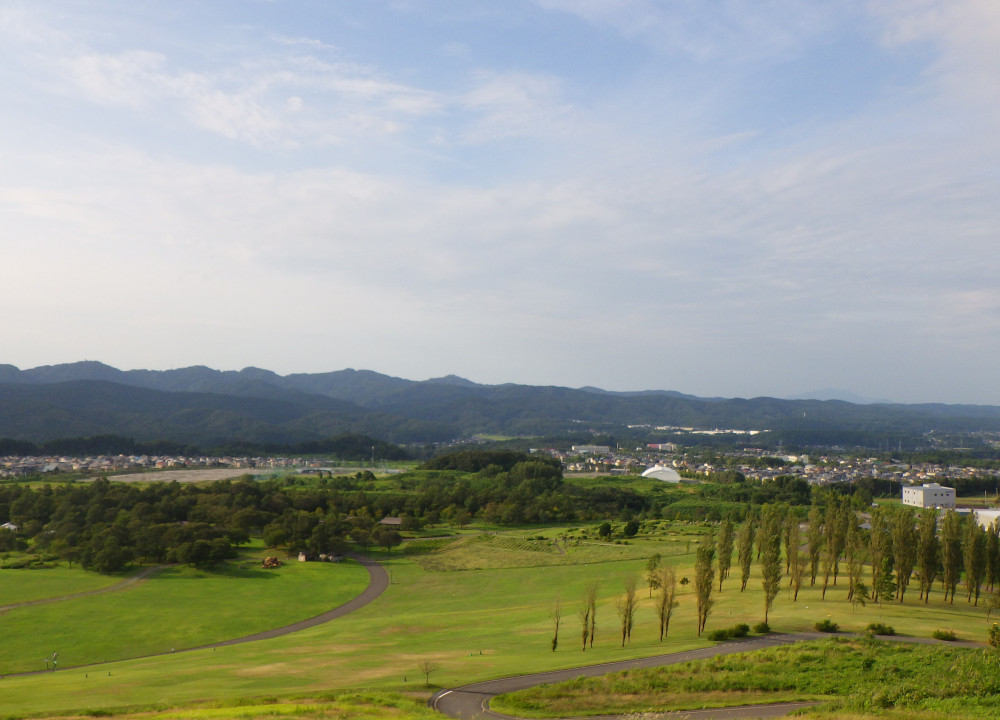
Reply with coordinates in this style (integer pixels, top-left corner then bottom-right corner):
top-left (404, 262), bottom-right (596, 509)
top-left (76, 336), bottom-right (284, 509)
top-left (4, 552), bottom-right (388, 676)
top-left (0, 564), bottom-right (167, 613)
top-left (189, 552), bottom-right (388, 650)
top-left (430, 631), bottom-right (984, 720)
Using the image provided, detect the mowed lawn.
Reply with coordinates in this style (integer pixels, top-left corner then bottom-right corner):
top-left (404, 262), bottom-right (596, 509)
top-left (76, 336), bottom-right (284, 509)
top-left (0, 554), bottom-right (370, 675)
top-left (0, 562), bottom-right (126, 605)
top-left (1, 527), bottom-right (997, 718)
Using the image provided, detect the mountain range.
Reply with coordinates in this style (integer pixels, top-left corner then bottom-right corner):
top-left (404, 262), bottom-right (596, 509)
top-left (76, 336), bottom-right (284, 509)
top-left (2, 361), bottom-right (1000, 449)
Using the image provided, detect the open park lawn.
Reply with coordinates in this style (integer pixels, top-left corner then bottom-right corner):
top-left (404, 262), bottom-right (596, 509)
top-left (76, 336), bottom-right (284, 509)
top-left (1, 524), bottom-right (998, 719)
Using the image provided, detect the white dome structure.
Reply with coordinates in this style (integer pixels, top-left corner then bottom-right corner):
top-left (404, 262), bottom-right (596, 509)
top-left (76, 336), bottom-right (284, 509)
top-left (641, 465), bottom-right (683, 483)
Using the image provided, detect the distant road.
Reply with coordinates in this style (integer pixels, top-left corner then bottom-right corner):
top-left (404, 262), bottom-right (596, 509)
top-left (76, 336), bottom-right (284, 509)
top-left (87, 468), bottom-right (257, 483)
top-left (91, 467), bottom-right (386, 483)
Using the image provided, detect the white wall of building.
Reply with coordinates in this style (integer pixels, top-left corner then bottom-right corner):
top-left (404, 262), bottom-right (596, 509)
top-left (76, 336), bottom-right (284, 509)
top-left (901, 482), bottom-right (956, 509)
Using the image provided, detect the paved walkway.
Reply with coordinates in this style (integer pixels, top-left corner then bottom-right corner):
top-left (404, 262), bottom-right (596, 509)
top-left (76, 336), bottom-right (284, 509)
top-left (430, 631), bottom-right (984, 720)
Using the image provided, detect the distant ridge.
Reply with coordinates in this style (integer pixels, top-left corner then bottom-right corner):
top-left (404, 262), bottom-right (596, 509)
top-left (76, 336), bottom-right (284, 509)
top-left (786, 388), bottom-right (894, 405)
top-left (2, 361), bottom-right (1000, 448)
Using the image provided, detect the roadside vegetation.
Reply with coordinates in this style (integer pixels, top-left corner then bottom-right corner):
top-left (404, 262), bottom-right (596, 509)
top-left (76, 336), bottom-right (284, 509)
top-left (491, 637), bottom-right (1000, 719)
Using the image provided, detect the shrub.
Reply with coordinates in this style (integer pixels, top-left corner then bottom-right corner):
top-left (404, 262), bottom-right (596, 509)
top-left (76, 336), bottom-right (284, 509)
top-left (815, 619), bottom-right (840, 633)
top-left (707, 623), bottom-right (751, 641)
top-left (866, 623), bottom-right (895, 636)
top-left (989, 624), bottom-right (1000, 648)
top-left (932, 629), bottom-right (957, 641)
top-left (753, 622), bottom-right (770, 634)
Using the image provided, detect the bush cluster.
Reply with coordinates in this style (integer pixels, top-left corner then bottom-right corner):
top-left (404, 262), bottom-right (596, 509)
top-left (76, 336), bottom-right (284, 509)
top-left (706, 623), bottom-right (751, 641)
top-left (932, 629), bottom-right (957, 641)
top-left (815, 619), bottom-right (840, 633)
top-left (866, 623), bottom-right (895, 636)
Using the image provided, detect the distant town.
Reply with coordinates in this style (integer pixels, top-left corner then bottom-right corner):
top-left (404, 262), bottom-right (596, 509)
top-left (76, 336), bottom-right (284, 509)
top-left (5, 442), bottom-right (1000, 491)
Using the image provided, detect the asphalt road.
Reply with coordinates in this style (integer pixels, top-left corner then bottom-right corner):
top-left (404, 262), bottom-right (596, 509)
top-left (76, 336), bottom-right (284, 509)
top-left (430, 633), bottom-right (822, 720)
top-left (430, 631), bottom-right (984, 720)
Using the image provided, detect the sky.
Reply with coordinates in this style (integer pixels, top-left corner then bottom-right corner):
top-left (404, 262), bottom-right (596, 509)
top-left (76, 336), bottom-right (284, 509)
top-left (2, 1), bottom-right (999, 404)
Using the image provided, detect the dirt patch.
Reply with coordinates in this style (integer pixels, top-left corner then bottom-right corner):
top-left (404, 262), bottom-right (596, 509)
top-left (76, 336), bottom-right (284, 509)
top-left (95, 469), bottom-right (259, 483)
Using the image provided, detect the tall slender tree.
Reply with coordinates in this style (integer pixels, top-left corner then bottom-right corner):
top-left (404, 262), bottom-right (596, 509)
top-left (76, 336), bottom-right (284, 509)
top-left (579, 581), bottom-right (598, 650)
top-left (717, 519), bottom-right (735, 592)
top-left (940, 510), bottom-right (962, 604)
top-left (986, 519), bottom-right (1000, 593)
top-left (868, 506), bottom-right (893, 605)
top-left (616, 577), bottom-right (638, 647)
top-left (844, 514), bottom-right (866, 602)
top-left (645, 553), bottom-right (662, 598)
top-left (916, 509), bottom-right (939, 603)
top-left (551, 594), bottom-right (561, 651)
top-left (891, 506), bottom-right (918, 601)
top-left (695, 534), bottom-right (716, 636)
top-left (737, 511), bottom-right (756, 592)
top-left (656, 564), bottom-right (679, 641)
top-left (963, 518), bottom-right (987, 605)
top-left (760, 504), bottom-right (783, 624)
top-left (806, 503), bottom-right (824, 586)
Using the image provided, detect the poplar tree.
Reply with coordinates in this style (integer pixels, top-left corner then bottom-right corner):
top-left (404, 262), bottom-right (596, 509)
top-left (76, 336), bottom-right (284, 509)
top-left (656, 564), bottom-right (679, 641)
top-left (737, 511), bottom-right (756, 592)
top-left (760, 504), bottom-right (783, 623)
top-left (891, 505), bottom-right (918, 601)
top-left (806, 503), bottom-right (824, 586)
top-left (782, 509), bottom-right (796, 574)
top-left (695, 534), bottom-right (716, 635)
top-left (717, 519), bottom-right (735, 592)
top-left (844, 515), bottom-right (866, 602)
top-left (963, 519), bottom-right (987, 605)
top-left (986, 520), bottom-right (1000, 593)
top-left (579, 581), bottom-right (598, 650)
top-left (645, 553), bottom-right (662, 597)
top-left (616, 577), bottom-right (638, 646)
top-left (916, 509), bottom-right (939, 603)
top-left (868, 506), bottom-right (893, 605)
top-left (940, 510), bottom-right (962, 604)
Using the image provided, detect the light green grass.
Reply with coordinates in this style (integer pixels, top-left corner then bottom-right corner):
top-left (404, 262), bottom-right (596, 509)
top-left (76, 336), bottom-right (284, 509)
top-left (0, 553), bottom-right (369, 675)
top-left (401, 532), bottom-right (679, 571)
top-left (11, 691), bottom-right (441, 720)
top-left (1, 526), bottom-right (998, 718)
top-left (0, 562), bottom-right (124, 605)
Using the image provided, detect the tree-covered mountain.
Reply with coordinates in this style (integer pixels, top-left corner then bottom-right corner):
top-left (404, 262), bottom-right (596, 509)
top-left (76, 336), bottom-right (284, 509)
top-left (2, 361), bottom-right (1000, 449)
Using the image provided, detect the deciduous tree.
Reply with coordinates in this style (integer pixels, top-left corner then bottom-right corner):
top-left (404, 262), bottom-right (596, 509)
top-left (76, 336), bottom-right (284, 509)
top-left (695, 534), bottom-right (716, 635)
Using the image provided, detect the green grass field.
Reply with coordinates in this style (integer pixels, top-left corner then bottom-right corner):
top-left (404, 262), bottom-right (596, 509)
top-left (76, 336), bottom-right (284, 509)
top-left (0, 561), bottom-right (125, 605)
top-left (0, 523), bottom-right (997, 719)
top-left (0, 549), bottom-right (369, 675)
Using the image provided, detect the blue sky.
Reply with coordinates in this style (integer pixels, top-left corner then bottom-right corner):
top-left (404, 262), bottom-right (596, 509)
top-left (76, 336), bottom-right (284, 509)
top-left (2, 1), bottom-right (999, 404)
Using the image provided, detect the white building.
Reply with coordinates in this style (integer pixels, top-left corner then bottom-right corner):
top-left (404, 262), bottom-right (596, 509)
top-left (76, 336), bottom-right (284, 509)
top-left (902, 482), bottom-right (956, 509)
top-left (641, 464), bottom-right (695, 484)
top-left (571, 445), bottom-right (611, 454)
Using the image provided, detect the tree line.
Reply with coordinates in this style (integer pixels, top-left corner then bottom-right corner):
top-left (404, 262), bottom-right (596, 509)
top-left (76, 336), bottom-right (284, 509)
top-left (558, 495), bottom-right (1000, 649)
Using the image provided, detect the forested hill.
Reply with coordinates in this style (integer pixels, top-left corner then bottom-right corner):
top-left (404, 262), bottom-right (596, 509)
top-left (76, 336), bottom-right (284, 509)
top-left (2, 361), bottom-right (1000, 448)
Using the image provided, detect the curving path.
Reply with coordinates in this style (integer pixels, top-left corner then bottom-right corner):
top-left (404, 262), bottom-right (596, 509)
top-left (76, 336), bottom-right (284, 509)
top-left (0, 564), bottom-right (167, 613)
top-left (4, 552), bottom-right (388, 676)
top-left (431, 631), bottom-right (984, 720)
